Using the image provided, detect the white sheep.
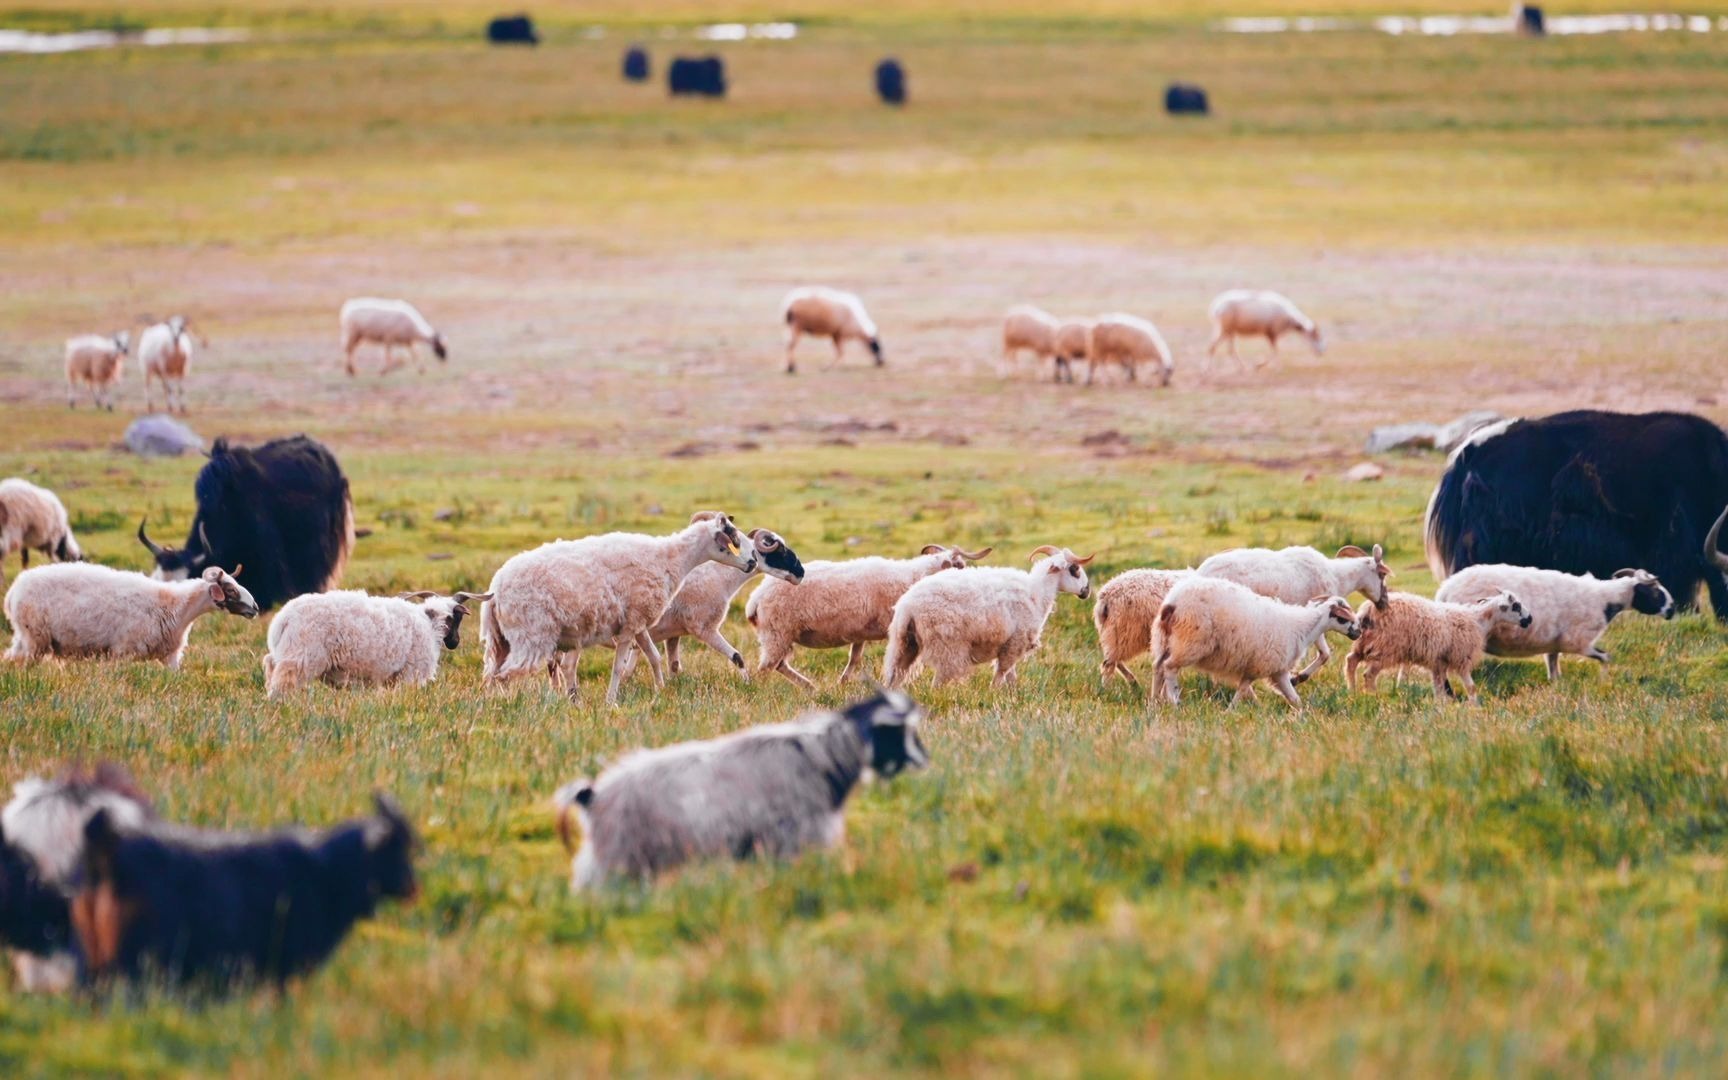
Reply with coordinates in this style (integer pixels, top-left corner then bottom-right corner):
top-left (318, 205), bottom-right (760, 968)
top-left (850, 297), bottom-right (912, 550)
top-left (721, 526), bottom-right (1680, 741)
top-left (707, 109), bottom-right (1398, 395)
top-left (338, 298), bottom-right (448, 377)
top-left (1344, 590), bottom-right (1532, 703)
top-left (1152, 576), bottom-right (1361, 707)
top-left (1092, 567), bottom-right (1192, 687)
top-left (781, 286), bottom-right (882, 374)
top-left (0, 478), bottom-right (82, 582)
top-left (1207, 290), bottom-right (1324, 369)
top-left (1435, 564), bottom-right (1675, 679)
top-left (745, 544), bottom-right (992, 690)
top-left (553, 690), bottom-right (927, 890)
top-left (1087, 314), bottom-right (1173, 387)
top-left (3, 562), bottom-right (258, 669)
top-left (1000, 305), bottom-right (1060, 377)
top-left (884, 546), bottom-right (1093, 688)
top-left (480, 512), bottom-right (757, 704)
top-left (64, 331), bottom-right (129, 411)
top-left (1052, 318), bottom-right (1091, 384)
top-left (138, 315), bottom-right (196, 415)
top-left (1196, 544), bottom-right (1389, 682)
top-left (262, 588), bottom-right (492, 698)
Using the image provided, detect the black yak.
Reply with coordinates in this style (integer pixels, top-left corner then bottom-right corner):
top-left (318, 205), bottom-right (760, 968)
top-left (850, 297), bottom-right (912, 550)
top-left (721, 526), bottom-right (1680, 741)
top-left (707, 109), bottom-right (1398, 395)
top-left (875, 58), bottom-right (907, 105)
top-left (623, 45), bottom-right (650, 82)
top-left (669, 55), bottom-right (726, 98)
top-left (486, 14), bottom-right (538, 45)
top-left (139, 434), bottom-right (354, 611)
top-left (1164, 83), bottom-right (1209, 115)
top-left (1423, 410), bottom-right (1728, 618)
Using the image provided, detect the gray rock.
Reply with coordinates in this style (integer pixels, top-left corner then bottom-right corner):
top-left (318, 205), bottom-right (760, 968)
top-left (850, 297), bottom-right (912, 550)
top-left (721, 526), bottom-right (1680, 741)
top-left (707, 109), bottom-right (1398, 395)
top-left (123, 415), bottom-right (204, 457)
top-left (1436, 410), bottom-right (1504, 452)
top-left (1364, 422), bottom-right (1439, 454)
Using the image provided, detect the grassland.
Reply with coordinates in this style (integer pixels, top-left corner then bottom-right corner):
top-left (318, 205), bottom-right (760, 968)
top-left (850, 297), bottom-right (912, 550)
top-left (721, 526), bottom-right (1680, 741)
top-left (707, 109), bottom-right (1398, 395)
top-left (3, 1), bottom-right (1728, 1075)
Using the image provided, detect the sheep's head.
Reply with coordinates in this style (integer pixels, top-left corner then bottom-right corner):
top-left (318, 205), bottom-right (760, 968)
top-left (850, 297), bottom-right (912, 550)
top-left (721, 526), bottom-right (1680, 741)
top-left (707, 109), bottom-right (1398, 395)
top-left (691, 511), bottom-right (757, 573)
top-left (139, 517), bottom-right (209, 580)
top-left (1309, 595), bottom-right (1360, 640)
top-left (202, 565), bottom-right (258, 618)
top-left (1030, 546), bottom-right (1095, 600)
top-left (431, 333), bottom-right (448, 362)
top-left (55, 531), bottom-right (83, 563)
top-left (1614, 568), bottom-right (1675, 619)
top-left (748, 529), bottom-right (804, 584)
top-left (844, 689), bottom-right (928, 779)
top-left (920, 544), bottom-right (993, 571)
top-left (113, 330), bottom-right (131, 355)
top-left (362, 793), bottom-right (420, 903)
top-left (399, 590), bottom-right (494, 648)
top-left (1487, 590), bottom-right (1534, 630)
top-left (1337, 543), bottom-right (1391, 608)
top-left (1306, 325), bottom-right (1327, 356)
top-left (868, 336), bottom-right (884, 366)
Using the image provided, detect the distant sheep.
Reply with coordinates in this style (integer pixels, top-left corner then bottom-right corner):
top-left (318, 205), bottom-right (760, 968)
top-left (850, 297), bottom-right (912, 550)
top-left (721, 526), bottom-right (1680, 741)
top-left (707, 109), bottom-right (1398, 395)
top-left (1053, 319), bottom-right (1091, 384)
top-left (1093, 567), bottom-right (1192, 687)
top-left (554, 690), bottom-right (928, 889)
top-left (263, 588), bottom-right (492, 697)
top-left (64, 331), bottom-right (129, 411)
top-left (1196, 544), bottom-right (1389, 682)
top-left (1435, 564), bottom-right (1674, 679)
top-left (1087, 314), bottom-right (1173, 387)
top-left (1345, 590), bottom-right (1533, 703)
top-left (0, 478), bottom-right (82, 581)
top-left (1207, 290), bottom-right (1324, 369)
top-left (339, 298), bottom-right (447, 377)
top-left (782, 286), bottom-right (882, 374)
top-left (884, 546), bottom-right (1093, 688)
top-left (1154, 577), bottom-right (1361, 707)
top-left (138, 315), bottom-right (196, 415)
top-left (3, 562), bottom-right (258, 669)
top-left (1001, 305), bottom-right (1060, 378)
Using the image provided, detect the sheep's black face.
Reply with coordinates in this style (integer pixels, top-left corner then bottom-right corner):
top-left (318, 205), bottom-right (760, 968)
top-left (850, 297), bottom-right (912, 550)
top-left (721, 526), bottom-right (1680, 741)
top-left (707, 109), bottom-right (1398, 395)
top-left (846, 690), bottom-right (929, 779)
top-left (756, 532), bottom-right (804, 584)
top-left (1632, 580), bottom-right (1675, 619)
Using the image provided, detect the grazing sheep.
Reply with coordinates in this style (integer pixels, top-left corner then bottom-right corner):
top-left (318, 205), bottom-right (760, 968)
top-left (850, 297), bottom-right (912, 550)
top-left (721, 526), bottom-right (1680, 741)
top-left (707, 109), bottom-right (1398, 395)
top-left (1153, 577), bottom-right (1361, 707)
top-left (64, 331), bottom-right (129, 411)
top-left (3, 562), bottom-right (258, 669)
top-left (1207, 290), bottom-right (1324, 369)
top-left (1196, 544), bottom-right (1389, 682)
top-left (1345, 590), bottom-right (1533, 703)
top-left (481, 512), bottom-right (757, 704)
top-left (262, 588), bottom-right (492, 698)
top-left (73, 793), bottom-right (418, 990)
top-left (1001, 305), bottom-right (1060, 377)
top-left (781, 286), bottom-right (882, 374)
top-left (746, 543), bottom-right (992, 690)
top-left (1052, 319), bottom-right (1091, 384)
top-left (0, 478), bottom-right (82, 582)
top-left (338, 298), bottom-right (447, 377)
top-left (1087, 314), bottom-right (1173, 387)
top-left (553, 690), bottom-right (928, 889)
top-left (1093, 568), bottom-right (1193, 687)
top-left (1435, 564), bottom-right (1674, 680)
top-left (138, 315), bottom-right (196, 415)
top-left (884, 546), bottom-right (1093, 688)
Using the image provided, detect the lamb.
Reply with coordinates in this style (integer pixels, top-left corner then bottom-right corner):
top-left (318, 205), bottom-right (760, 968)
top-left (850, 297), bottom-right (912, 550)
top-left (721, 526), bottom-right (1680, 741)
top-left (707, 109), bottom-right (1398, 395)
top-left (1153, 576), bottom-right (1361, 707)
top-left (338, 298), bottom-right (448, 377)
top-left (553, 690), bottom-right (928, 889)
top-left (1093, 567), bottom-right (1192, 687)
top-left (1207, 289), bottom-right (1324, 369)
top-left (480, 511), bottom-right (757, 704)
top-left (3, 562), bottom-right (258, 669)
top-left (1052, 318), bottom-right (1091, 384)
top-left (0, 478), bottom-right (82, 582)
top-left (262, 588), bottom-right (493, 698)
top-left (1345, 590), bottom-right (1533, 703)
top-left (1087, 314), bottom-right (1173, 387)
top-left (884, 546), bottom-right (1093, 688)
top-left (138, 315), bottom-right (196, 414)
top-left (1001, 304), bottom-right (1060, 377)
top-left (1435, 564), bottom-right (1675, 679)
top-left (745, 543), bottom-right (992, 690)
top-left (64, 331), bottom-right (129, 410)
top-left (1196, 544), bottom-right (1389, 682)
top-left (781, 286), bottom-right (882, 374)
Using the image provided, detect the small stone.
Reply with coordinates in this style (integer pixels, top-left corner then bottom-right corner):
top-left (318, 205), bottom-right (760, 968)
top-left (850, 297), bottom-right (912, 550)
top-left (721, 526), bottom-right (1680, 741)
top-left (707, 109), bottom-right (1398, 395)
top-left (1344, 462), bottom-right (1386, 483)
top-left (1364, 422), bottom-right (1439, 454)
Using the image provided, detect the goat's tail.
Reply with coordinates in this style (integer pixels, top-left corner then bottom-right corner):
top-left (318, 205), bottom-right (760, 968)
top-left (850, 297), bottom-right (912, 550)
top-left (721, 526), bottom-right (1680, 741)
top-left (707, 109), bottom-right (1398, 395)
top-left (553, 781), bottom-right (595, 855)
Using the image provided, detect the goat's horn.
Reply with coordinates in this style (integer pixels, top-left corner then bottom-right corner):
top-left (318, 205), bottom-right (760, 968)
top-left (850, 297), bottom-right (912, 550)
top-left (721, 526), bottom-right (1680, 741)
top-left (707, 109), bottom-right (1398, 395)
top-left (137, 517), bottom-right (167, 558)
top-left (1707, 504), bottom-right (1728, 574)
top-left (1028, 545), bottom-right (1060, 562)
top-left (1074, 552), bottom-right (1096, 566)
top-left (959, 546), bottom-right (993, 561)
top-left (397, 590), bottom-right (438, 600)
top-left (1336, 545), bottom-right (1367, 558)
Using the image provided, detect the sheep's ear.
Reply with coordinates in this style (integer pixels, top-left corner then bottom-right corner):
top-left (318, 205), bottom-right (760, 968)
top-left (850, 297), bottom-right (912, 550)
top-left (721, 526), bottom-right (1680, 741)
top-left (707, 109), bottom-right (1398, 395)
top-left (1307, 594), bottom-right (1332, 605)
top-left (1336, 545), bottom-right (1367, 558)
top-left (454, 591), bottom-right (493, 605)
top-left (1371, 544), bottom-right (1384, 561)
top-left (688, 511), bottom-right (721, 524)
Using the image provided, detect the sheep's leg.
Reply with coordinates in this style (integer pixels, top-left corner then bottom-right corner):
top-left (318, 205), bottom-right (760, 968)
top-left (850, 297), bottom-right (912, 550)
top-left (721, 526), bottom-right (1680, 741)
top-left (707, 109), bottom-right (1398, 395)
top-left (552, 647), bottom-right (582, 699)
top-left (1360, 663), bottom-right (1381, 693)
top-left (1457, 670), bottom-right (1480, 704)
top-left (1226, 679), bottom-right (1259, 708)
top-left (784, 328), bottom-right (800, 374)
top-left (992, 653), bottom-right (1022, 688)
top-left (838, 642), bottom-right (868, 683)
top-left (771, 658), bottom-right (817, 692)
top-left (826, 335), bottom-right (846, 368)
top-left (1545, 652), bottom-right (1561, 681)
top-left (345, 342), bottom-right (359, 376)
top-left (1431, 669), bottom-right (1454, 703)
top-left (693, 628), bottom-right (747, 674)
top-left (144, 373), bottom-right (156, 413)
top-left (1257, 333), bottom-right (1278, 369)
top-left (1228, 335), bottom-right (1245, 370)
top-left (67, 379), bottom-right (76, 409)
top-left (1272, 671), bottom-right (1302, 707)
top-left (602, 644), bottom-right (636, 705)
top-left (663, 636), bottom-right (683, 675)
top-left (1206, 329), bottom-right (1224, 364)
top-left (381, 344), bottom-right (405, 375)
top-left (1292, 637), bottom-right (1332, 684)
top-left (632, 631), bottom-right (665, 689)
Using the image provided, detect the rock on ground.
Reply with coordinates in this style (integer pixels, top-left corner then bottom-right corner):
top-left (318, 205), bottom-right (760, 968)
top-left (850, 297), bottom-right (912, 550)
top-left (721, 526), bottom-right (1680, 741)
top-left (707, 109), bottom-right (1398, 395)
top-left (124, 415), bottom-right (204, 457)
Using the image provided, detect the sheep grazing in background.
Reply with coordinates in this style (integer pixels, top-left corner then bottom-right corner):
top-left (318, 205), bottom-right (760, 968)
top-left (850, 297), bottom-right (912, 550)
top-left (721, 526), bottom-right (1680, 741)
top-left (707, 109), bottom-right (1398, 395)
top-left (1087, 314), bottom-right (1173, 387)
top-left (3, 562), bottom-right (258, 669)
top-left (553, 690), bottom-right (928, 890)
top-left (1196, 544), bottom-right (1389, 682)
top-left (338, 298), bottom-right (448, 377)
top-left (1093, 567), bottom-right (1193, 687)
top-left (884, 546), bottom-right (1093, 688)
top-left (0, 478), bottom-right (82, 582)
top-left (73, 793), bottom-right (418, 990)
top-left (746, 543), bottom-right (992, 690)
top-left (1435, 564), bottom-right (1674, 680)
top-left (1346, 590), bottom-right (1533, 703)
top-left (138, 315), bottom-right (196, 415)
top-left (1000, 305), bottom-right (1060, 378)
top-left (262, 589), bottom-right (492, 698)
top-left (64, 331), bottom-right (129, 411)
top-left (481, 512), bottom-right (757, 704)
top-left (1207, 290), bottom-right (1324, 369)
top-left (1052, 319), bottom-right (1091, 384)
top-left (1, 765), bottom-right (154, 992)
top-left (1153, 577), bottom-right (1361, 707)
top-left (781, 286), bottom-right (882, 374)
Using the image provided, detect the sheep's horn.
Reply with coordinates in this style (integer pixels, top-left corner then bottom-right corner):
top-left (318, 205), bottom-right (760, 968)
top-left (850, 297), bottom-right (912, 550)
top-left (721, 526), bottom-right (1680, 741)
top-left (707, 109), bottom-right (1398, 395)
top-left (1074, 552), bottom-right (1097, 566)
top-left (397, 590), bottom-right (439, 600)
top-left (137, 517), bottom-right (167, 558)
top-left (1707, 504), bottom-right (1728, 574)
top-left (230, 563), bottom-right (244, 577)
top-left (454, 591), bottom-right (494, 604)
top-left (958, 546), bottom-right (993, 561)
top-left (1336, 545), bottom-right (1368, 558)
top-left (1028, 545), bottom-right (1060, 562)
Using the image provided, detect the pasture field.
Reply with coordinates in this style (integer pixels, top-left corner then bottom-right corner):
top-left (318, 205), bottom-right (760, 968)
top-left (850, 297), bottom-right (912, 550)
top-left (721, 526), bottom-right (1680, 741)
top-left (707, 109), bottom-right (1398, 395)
top-left (4, 1), bottom-right (1728, 1075)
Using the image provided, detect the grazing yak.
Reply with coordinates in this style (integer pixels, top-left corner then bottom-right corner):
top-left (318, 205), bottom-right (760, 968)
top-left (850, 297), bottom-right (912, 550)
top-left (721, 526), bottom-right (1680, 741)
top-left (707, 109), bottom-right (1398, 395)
top-left (1424, 410), bottom-right (1728, 618)
top-left (138, 435), bottom-right (355, 611)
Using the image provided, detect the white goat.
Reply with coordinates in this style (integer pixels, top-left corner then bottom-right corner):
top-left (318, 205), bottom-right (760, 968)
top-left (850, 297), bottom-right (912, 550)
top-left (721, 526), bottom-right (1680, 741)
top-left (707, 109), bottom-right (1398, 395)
top-left (339, 298), bottom-right (448, 377)
top-left (0, 479), bottom-right (82, 582)
top-left (1196, 544), bottom-right (1389, 682)
top-left (1087, 314), bottom-right (1173, 387)
top-left (138, 316), bottom-right (196, 415)
top-left (262, 588), bottom-right (492, 698)
top-left (1435, 564), bottom-right (1675, 679)
top-left (3, 562), bottom-right (257, 669)
top-left (1001, 305), bottom-right (1060, 377)
top-left (781, 286), bottom-right (882, 374)
top-left (1345, 590), bottom-right (1532, 703)
top-left (480, 512), bottom-right (757, 704)
top-left (1207, 290), bottom-right (1324, 369)
top-left (64, 331), bottom-right (129, 411)
top-left (883, 546), bottom-right (1093, 688)
top-left (1092, 567), bottom-right (1192, 687)
top-left (1153, 576), bottom-right (1361, 707)
top-left (745, 544), bottom-right (992, 690)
